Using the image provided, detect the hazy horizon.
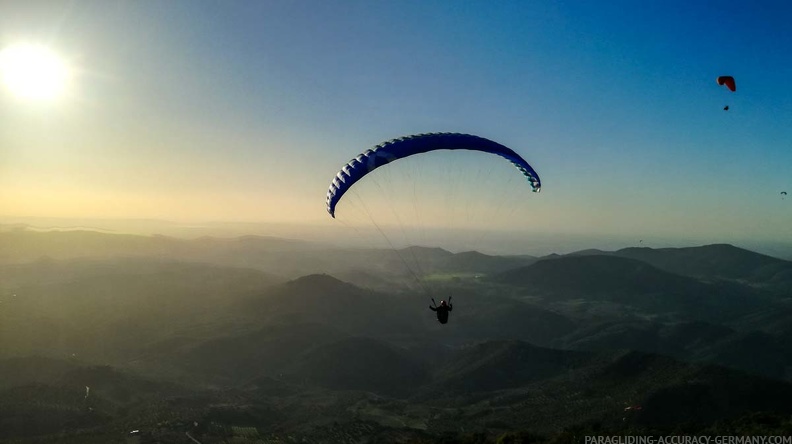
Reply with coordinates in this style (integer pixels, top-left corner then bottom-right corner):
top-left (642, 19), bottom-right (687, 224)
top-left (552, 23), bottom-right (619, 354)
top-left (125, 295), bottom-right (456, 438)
top-left (3, 215), bottom-right (792, 259)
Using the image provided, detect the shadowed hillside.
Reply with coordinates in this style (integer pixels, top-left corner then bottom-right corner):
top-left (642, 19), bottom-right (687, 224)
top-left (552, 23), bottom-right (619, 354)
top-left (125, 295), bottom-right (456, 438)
top-left (0, 258), bottom-right (280, 362)
top-left (237, 274), bottom-right (422, 338)
top-left (558, 319), bottom-right (792, 382)
top-left (612, 244), bottom-right (792, 283)
top-left (288, 337), bottom-right (430, 396)
top-left (165, 322), bottom-right (348, 385)
top-left (492, 255), bottom-right (770, 323)
top-left (422, 340), bottom-right (590, 396)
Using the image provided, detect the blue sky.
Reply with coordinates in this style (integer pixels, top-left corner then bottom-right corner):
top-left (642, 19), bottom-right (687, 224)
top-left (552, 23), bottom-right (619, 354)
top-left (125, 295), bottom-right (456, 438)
top-left (1, 0), bottom-right (790, 249)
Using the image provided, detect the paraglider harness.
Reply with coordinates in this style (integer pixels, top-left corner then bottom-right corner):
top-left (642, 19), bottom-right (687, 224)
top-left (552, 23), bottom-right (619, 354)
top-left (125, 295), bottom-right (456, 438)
top-left (430, 296), bottom-right (453, 324)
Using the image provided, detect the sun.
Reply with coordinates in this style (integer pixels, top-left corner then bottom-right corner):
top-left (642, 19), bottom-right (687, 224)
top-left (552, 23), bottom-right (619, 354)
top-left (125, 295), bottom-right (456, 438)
top-left (0, 43), bottom-right (71, 101)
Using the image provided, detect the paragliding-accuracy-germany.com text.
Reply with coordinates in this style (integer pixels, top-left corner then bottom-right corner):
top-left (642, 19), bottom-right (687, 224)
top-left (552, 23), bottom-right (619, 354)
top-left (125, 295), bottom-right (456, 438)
top-left (585, 437), bottom-right (792, 444)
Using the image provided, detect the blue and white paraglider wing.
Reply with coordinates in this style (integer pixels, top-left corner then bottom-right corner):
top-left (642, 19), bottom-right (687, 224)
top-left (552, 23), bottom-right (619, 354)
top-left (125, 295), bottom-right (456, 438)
top-left (325, 133), bottom-right (541, 218)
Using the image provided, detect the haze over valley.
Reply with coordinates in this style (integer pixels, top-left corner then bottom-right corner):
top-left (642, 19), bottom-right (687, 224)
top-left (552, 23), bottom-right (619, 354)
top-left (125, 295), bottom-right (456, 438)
top-left (3, 226), bottom-right (792, 442)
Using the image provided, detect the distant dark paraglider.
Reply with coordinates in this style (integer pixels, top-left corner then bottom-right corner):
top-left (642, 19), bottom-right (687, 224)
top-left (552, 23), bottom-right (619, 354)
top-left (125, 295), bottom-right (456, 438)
top-left (325, 133), bottom-right (542, 218)
top-left (717, 76), bottom-right (736, 111)
top-left (782, 191), bottom-right (788, 200)
top-left (717, 76), bottom-right (736, 92)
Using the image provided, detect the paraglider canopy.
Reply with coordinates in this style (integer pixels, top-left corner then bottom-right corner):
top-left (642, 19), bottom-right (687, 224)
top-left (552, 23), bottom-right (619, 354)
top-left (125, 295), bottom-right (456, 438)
top-left (717, 76), bottom-right (736, 92)
top-left (325, 133), bottom-right (541, 218)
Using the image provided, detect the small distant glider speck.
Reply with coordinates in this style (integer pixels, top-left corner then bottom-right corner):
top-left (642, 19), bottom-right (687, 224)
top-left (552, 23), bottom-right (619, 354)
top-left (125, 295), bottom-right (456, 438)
top-left (717, 76), bottom-right (736, 111)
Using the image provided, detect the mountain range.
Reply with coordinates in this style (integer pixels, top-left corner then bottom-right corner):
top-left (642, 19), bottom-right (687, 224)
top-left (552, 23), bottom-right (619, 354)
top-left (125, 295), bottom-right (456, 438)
top-left (3, 228), bottom-right (792, 442)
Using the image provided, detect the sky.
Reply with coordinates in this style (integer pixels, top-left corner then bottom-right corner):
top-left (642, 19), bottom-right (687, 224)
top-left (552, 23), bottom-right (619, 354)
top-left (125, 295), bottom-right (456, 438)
top-left (1, 0), bottom-right (791, 252)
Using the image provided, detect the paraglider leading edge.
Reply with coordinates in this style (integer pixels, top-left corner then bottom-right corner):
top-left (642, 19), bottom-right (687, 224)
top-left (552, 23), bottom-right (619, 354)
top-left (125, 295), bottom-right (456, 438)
top-left (325, 133), bottom-right (542, 218)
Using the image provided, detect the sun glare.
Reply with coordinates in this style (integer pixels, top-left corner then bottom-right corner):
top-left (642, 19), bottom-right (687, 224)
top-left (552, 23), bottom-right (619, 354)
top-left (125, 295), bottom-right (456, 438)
top-left (0, 43), bottom-right (71, 101)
